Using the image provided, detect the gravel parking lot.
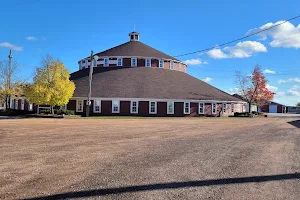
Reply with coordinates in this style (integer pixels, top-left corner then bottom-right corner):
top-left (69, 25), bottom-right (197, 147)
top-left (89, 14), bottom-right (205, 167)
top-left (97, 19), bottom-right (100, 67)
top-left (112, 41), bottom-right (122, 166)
top-left (1, 117), bottom-right (300, 200)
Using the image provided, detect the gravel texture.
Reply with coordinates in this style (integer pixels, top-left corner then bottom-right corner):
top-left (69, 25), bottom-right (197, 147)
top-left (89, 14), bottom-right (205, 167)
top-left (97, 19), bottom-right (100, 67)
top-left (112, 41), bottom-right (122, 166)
top-left (0, 117), bottom-right (300, 200)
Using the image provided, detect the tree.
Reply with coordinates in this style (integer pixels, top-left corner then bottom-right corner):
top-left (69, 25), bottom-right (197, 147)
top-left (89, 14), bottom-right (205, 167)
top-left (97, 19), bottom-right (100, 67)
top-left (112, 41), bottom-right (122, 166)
top-left (296, 102), bottom-right (300, 106)
top-left (23, 56), bottom-right (75, 114)
top-left (0, 59), bottom-right (24, 109)
top-left (236, 65), bottom-right (275, 112)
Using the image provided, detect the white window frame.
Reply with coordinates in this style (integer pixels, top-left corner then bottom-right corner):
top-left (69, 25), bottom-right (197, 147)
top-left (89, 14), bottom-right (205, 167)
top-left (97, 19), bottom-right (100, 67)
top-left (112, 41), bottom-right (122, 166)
top-left (21, 98), bottom-right (25, 110)
top-left (93, 100), bottom-right (101, 113)
top-left (149, 101), bottom-right (157, 114)
top-left (131, 58), bottom-right (137, 67)
top-left (167, 101), bottom-right (174, 114)
top-left (15, 99), bottom-right (18, 110)
top-left (61, 104), bottom-right (67, 110)
top-left (112, 100), bottom-right (120, 113)
top-left (130, 100), bottom-right (139, 114)
top-left (159, 59), bottom-right (164, 68)
top-left (104, 57), bottom-right (109, 67)
top-left (231, 103), bottom-right (234, 114)
top-left (199, 102), bottom-right (204, 114)
top-left (76, 100), bottom-right (83, 112)
top-left (212, 103), bottom-right (217, 114)
top-left (170, 61), bottom-right (174, 70)
top-left (184, 102), bottom-right (190, 114)
top-left (11, 99), bottom-right (14, 109)
top-left (178, 63), bottom-right (181, 71)
top-left (28, 103), bottom-right (33, 111)
top-left (117, 58), bottom-right (123, 67)
top-left (223, 103), bottom-right (227, 113)
top-left (145, 58), bottom-right (151, 67)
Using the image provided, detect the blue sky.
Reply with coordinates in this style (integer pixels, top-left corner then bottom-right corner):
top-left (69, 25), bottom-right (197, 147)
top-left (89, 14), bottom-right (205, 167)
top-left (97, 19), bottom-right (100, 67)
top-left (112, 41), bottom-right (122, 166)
top-left (1, 0), bottom-right (300, 106)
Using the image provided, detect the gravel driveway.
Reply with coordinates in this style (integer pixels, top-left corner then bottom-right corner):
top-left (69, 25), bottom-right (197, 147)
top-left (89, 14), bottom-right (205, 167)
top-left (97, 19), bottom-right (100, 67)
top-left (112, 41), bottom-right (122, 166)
top-left (0, 117), bottom-right (300, 199)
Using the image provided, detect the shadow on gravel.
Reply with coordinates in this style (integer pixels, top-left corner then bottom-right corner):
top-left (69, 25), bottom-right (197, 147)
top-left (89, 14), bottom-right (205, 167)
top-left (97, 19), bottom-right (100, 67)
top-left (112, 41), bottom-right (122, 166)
top-left (24, 173), bottom-right (300, 200)
top-left (288, 120), bottom-right (300, 128)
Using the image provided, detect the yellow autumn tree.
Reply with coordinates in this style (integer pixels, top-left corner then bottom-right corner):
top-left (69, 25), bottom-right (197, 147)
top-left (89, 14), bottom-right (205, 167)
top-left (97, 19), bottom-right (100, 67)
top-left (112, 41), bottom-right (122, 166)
top-left (24, 56), bottom-right (75, 114)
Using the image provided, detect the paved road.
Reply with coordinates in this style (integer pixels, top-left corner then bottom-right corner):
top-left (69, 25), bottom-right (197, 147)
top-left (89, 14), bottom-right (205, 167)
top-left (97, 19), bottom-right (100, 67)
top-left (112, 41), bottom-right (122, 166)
top-left (1, 118), bottom-right (300, 200)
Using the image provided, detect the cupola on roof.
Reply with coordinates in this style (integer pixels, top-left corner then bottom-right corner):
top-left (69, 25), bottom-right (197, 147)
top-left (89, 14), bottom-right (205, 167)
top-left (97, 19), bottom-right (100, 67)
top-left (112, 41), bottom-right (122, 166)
top-left (129, 31), bottom-right (140, 41)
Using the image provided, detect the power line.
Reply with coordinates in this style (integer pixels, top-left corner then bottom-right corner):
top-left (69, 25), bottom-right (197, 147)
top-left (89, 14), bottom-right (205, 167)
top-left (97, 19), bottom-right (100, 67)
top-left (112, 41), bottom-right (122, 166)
top-left (174, 14), bottom-right (300, 57)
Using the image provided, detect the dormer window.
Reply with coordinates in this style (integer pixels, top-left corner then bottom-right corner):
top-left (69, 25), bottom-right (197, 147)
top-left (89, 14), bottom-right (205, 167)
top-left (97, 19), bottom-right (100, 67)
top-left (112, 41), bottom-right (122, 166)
top-left (159, 59), bottom-right (164, 68)
top-left (117, 58), bottom-right (122, 66)
top-left (104, 57), bottom-right (109, 67)
top-left (131, 58), bottom-right (137, 67)
top-left (146, 58), bottom-right (151, 67)
top-left (170, 61), bottom-right (174, 70)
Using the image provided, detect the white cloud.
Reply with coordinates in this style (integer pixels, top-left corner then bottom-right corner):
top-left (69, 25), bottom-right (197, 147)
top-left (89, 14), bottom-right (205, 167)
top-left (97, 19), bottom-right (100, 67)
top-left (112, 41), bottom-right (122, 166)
top-left (202, 77), bottom-right (212, 82)
top-left (278, 78), bottom-right (300, 83)
top-left (0, 42), bottom-right (23, 51)
top-left (266, 84), bottom-right (278, 92)
top-left (274, 94), bottom-right (299, 106)
top-left (291, 85), bottom-right (300, 90)
top-left (25, 36), bottom-right (37, 41)
top-left (263, 69), bottom-right (276, 74)
top-left (277, 92), bottom-right (286, 96)
top-left (248, 21), bottom-right (300, 48)
top-left (288, 90), bottom-right (300, 96)
top-left (184, 58), bottom-right (207, 65)
top-left (207, 41), bottom-right (267, 59)
top-left (207, 49), bottom-right (229, 59)
top-left (227, 88), bottom-right (240, 95)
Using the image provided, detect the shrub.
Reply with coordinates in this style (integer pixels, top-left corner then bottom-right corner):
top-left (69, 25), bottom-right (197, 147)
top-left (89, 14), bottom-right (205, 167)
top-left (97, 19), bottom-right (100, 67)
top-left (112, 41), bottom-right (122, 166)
top-left (56, 109), bottom-right (75, 115)
top-left (39, 109), bottom-right (51, 115)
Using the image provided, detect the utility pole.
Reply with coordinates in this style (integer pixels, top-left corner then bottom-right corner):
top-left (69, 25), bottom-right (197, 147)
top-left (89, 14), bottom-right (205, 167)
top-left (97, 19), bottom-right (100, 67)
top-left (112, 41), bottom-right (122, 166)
top-left (7, 50), bottom-right (13, 109)
top-left (86, 51), bottom-right (94, 117)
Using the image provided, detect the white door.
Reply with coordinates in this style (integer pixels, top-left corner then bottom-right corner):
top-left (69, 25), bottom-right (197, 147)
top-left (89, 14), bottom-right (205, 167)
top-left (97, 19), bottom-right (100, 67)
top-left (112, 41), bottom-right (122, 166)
top-left (269, 105), bottom-right (277, 113)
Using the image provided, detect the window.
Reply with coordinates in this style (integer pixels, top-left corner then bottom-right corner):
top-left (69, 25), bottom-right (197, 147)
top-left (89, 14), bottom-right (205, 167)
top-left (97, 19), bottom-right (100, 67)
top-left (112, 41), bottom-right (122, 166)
top-left (167, 102), bottom-right (174, 114)
top-left (178, 63), bottom-right (181, 71)
top-left (159, 59), bottom-right (164, 68)
top-left (112, 100), bottom-right (120, 113)
top-left (61, 104), bottom-right (67, 110)
top-left (149, 101), bottom-right (157, 114)
top-left (131, 58), bottom-right (137, 67)
top-left (223, 103), bottom-right (226, 113)
top-left (231, 103), bottom-right (234, 113)
top-left (146, 58), bottom-right (151, 67)
top-left (21, 99), bottom-right (25, 110)
top-left (212, 103), bottom-right (217, 114)
top-left (184, 102), bottom-right (190, 114)
top-left (117, 58), bottom-right (122, 66)
top-left (28, 103), bottom-right (33, 111)
top-left (104, 57), bottom-right (109, 67)
top-left (199, 102), bottom-right (204, 114)
top-left (76, 100), bottom-right (83, 112)
top-left (131, 35), bottom-right (134, 40)
top-left (130, 101), bottom-right (139, 114)
top-left (94, 100), bottom-right (101, 113)
top-left (170, 61), bottom-right (174, 70)
top-left (15, 99), bottom-right (18, 110)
